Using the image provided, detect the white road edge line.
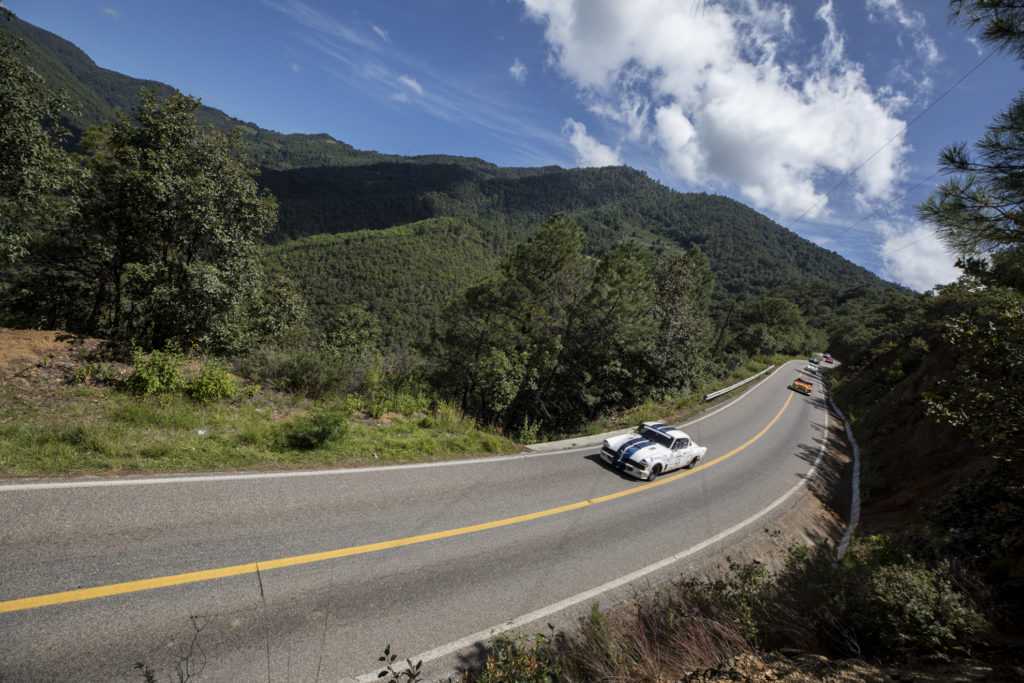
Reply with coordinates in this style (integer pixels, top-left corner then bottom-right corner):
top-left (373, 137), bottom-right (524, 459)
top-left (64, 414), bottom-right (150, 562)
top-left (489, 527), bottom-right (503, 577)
top-left (0, 453), bottom-right (556, 491)
top-left (354, 389), bottom-right (830, 683)
top-left (0, 362), bottom-right (800, 492)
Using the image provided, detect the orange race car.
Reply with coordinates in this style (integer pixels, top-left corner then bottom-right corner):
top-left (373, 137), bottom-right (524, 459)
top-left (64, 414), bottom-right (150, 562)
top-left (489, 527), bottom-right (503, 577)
top-left (789, 377), bottom-right (814, 395)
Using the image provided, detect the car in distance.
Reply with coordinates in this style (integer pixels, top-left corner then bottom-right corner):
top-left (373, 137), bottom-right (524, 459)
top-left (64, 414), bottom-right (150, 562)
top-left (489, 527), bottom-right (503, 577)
top-left (789, 377), bottom-right (814, 395)
top-left (601, 421), bottom-right (707, 481)
top-left (809, 357), bottom-right (820, 364)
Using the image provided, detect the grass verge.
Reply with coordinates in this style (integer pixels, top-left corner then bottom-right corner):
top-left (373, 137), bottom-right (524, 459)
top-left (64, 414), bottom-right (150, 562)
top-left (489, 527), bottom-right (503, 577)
top-left (0, 352), bottom-right (796, 479)
top-left (0, 383), bottom-right (515, 478)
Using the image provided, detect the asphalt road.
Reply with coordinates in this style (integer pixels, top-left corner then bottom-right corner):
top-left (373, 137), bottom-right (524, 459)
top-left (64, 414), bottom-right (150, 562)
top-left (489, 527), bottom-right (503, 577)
top-left (0, 360), bottom-right (835, 681)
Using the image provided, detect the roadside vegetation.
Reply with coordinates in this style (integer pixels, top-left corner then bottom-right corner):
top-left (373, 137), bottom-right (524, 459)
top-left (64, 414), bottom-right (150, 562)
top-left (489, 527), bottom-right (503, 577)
top-left (0, 341), bottom-right (515, 477)
top-left (438, 536), bottom-right (987, 683)
top-left (0, 336), bottom-right (787, 478)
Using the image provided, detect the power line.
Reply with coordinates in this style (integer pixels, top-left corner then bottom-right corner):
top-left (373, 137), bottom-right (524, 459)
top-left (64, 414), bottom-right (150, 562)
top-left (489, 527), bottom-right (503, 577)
top-left (881, 234), bottom-right (936, 257)
top-left (787, 49), bottom-right (998, 234)
top-left (818, 172), bottom-right (939, 249)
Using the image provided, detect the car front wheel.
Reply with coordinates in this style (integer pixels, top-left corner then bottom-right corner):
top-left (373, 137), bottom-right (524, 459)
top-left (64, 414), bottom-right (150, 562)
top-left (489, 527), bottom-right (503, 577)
top-left (646, 464), bottom-right (662, 482)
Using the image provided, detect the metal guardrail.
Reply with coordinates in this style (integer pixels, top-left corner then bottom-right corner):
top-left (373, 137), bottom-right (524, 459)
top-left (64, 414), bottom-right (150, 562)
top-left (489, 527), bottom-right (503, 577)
top-left (703, 364), bottom-right (776, 401)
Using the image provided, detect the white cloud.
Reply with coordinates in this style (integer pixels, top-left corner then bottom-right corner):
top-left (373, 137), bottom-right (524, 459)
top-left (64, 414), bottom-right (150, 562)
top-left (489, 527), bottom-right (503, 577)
top-left (565, 119), bottom-right (620, 167)
top-left (261, 0), bottom-right (377, 50)
top-left (878, 221), bottom-right (960, 291)
top-left (653, 105), bottom-right (703, 181)
top-left (521, 0), bottom-right (910, 220)
top-left (867, 0), bottom-right (940, 67)
top-left (510, 58), bottom-right (528, 84)
top-left (398, 75), bottom-right (423, 94)
top-left (589, 91), bottom-right (650, 142)
top-left (372, 24), bottom-right (390, 42)
top-left (391, 92), bottom-right (410, 103)
top-left (102, 7), bottom-right (120, 20)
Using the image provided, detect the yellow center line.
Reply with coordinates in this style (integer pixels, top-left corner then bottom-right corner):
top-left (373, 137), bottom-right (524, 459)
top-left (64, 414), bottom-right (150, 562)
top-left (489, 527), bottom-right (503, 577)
top-left (1, 393), bottom-right (794, 614)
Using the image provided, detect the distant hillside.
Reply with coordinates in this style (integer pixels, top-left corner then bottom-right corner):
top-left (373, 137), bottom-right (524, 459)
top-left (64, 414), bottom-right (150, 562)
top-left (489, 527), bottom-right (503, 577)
top-left (1, 14), bottom-right (388, 170)
top-left (4, 11), bottom-right (906, 350)
top-left (262, 161), bottom-right (886, 299)
top-left (262, 216), bottom-right (500, 346)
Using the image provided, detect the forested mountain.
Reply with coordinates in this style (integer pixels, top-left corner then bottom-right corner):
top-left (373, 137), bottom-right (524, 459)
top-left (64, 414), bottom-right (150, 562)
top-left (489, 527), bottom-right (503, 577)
top-left (263, 217), bottom-right (500, 347)
top-left (4, 11), bottom-right (907, 356)
top-left (262, 160), bottom-right (888, 339)
top-left (0, 14), bottom-right (390, 170)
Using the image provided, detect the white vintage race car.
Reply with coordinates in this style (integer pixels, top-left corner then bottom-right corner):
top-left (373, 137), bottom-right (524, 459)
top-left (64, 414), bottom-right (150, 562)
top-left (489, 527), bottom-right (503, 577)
top-left (600, 421), bottom-right (708, 481)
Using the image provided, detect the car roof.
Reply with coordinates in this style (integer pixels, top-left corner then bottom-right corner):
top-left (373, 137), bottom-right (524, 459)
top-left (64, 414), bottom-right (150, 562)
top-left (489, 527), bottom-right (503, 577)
top-left (640, 421), bottom-right (688, 439)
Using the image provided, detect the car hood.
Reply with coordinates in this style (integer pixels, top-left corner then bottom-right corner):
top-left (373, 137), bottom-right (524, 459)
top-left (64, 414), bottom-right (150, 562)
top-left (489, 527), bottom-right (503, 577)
top-left (606, 434), bottom-right (666, 461)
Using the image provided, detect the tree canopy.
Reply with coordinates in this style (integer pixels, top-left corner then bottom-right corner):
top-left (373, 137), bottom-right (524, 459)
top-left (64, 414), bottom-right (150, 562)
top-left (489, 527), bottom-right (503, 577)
top-left (438, 213), bottom-right (715, 436)
top-left (0, 87), bottom-right (285, 353)
top-left (909, 1), bottom-right (1024, 460)
top-left (918, 94), bottom-right (1024, 263)
top-left (74, 89), bottom-right (279, 351)
top-left (0, 27), bottom-right (84, 261)
top-left (920, 0), bottom-right (1024, 290)
top-left (950, 0), bottom-right (1024, 60)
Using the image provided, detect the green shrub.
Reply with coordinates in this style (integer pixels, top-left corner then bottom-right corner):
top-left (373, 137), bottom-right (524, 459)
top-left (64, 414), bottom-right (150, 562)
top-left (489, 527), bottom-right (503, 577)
top-left (57, 422), bottom-right (115, 454)
top-left (238, 344), bottom-right (350, 398)
top-left (391, 390), bottom-right (431, 417)
top-left (517, 415), bottom-right (540, 444)
top-left (681, 558), bottom-right (771, 646)
top-left (71, 361), bottom-right (125, 386)
top-left (851, 562), bottom-right (984, 652)
top-left (434, 399), bottom-right (468, 429)
top-left (674, 536), bottom-right (987, 659)
top-left (184, 361), bottom-right (239, 403)
top-left (282, 407), bottom-right (351, 450)
top-left (473, 628), bottom-right (560, 683)
top-left (71, 363), bottom-right (96, 385)
top-left (364, 392), bottom-right (390, 420)
top-left (125, 349), bottom-right (185, 397)
top-left (236, 417), bottom-right (282, 448)
top-left (376, 643), bottom-right (423, 683)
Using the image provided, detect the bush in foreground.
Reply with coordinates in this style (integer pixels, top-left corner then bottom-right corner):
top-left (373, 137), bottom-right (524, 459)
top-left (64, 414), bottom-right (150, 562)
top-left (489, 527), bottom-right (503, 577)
top-left (438, 536), bottom-right (988, 682)
top-left (184, 361), bottom-right (239, 403)
top-left (124, 348), bottom-right (186, 397)
top-left (282, 406), bottom-right (351, 450)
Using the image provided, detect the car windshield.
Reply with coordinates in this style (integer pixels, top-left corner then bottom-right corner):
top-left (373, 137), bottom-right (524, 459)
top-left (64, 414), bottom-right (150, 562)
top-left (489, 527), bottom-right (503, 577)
top-left (638, 425), bottom-right (674, 448)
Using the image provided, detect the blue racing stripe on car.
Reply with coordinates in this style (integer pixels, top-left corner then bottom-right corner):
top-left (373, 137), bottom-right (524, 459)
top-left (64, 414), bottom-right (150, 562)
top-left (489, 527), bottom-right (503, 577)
top-left (616, 436), bottom-right (646, 456)
top-left (622, 439), bottom-right (653, 460)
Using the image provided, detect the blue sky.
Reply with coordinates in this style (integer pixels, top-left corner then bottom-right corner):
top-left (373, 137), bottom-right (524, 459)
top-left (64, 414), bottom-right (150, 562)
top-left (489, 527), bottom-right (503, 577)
top-left (5, 0), bottom-right (1021, 291)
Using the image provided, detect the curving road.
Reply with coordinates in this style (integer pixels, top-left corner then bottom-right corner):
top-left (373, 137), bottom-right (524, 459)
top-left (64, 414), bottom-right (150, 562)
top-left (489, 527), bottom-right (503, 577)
top-left (0, 360), bottom-right (836, 681)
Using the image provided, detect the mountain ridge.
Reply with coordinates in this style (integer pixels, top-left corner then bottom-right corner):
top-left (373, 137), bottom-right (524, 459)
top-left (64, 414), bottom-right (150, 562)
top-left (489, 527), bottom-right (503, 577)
top-left (3, 11), bottom-right (907, 351)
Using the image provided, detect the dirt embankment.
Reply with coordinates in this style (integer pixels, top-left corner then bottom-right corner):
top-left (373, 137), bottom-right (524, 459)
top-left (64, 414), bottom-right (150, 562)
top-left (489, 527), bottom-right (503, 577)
top-left (0, 328), bottom-right (109, 400)
top-left (0, 328), bottom-right (89, 378)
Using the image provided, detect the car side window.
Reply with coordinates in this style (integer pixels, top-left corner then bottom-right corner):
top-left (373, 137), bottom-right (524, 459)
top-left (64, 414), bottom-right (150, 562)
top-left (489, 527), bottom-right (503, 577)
top-left (681, 438), bottom-right (690, 447)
